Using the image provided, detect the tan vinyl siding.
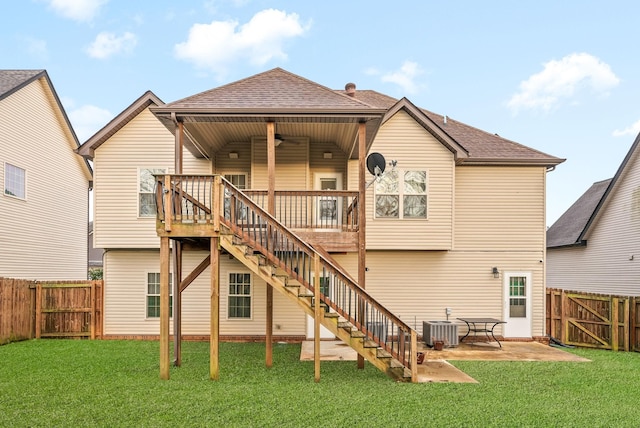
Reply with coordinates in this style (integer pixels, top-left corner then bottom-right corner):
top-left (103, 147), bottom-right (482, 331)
top-left (214, 141), bottom-right (251, 183)
top-left (0, 78), bottom-right (89, 280)
top-left (547, 149), bottom-right (640, 296)
top-left (366, 110), bottom-right (454, 250)
top-left (93, 108), bottom-right (210, 248)
top-left (333, 250), bottom-right (546, 338)
top-left (309, 141), bottom-right (347, 187)
top-left (455, 166), bottom-right (546, 251)
top-left (103, 250), bottom-right (305, 335)
top-left (251, 139), bottom-right (308, 189)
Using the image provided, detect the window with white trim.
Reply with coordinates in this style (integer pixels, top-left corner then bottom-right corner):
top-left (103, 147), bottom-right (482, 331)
top-left (228, 273), bottom-right (251, 319)
top-left (374, 169), bottom-right (427, 219)
top-left (4, 163), bottom-right (26, 199)
top-left (146, 272), bottom-right (172, 318)
top-left (224, 174), bottom-right (247, 189)
top-left (139, 168), bottom-right (165, 216)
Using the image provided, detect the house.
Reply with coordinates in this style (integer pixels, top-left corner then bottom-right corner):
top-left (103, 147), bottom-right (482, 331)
top-left (547, 132), bottom-right (640, 296)
top-left (77, 68), bottom-right (563, 381)
top-left (88, 221), bottom-right (105, 276)
top-left (0, 70), bottom-right (92, 280)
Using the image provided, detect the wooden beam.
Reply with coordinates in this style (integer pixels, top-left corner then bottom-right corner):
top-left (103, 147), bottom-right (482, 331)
top-left (173, 242), bottom-right (183, 366)
top-left (180, 255), bottom-right (211, 293)
top-left (266, 121), bottom-right (276, 368)
top-left (410, 330), bottom-right (418, 383)
top-left (314, 253), bottom-right (321, 383)
top-left (210, 237), bottom-right (220, 380)
top-left (357, 121), bottom-right (366, 370)
top-left (160, 237), bottom-right (171, 380)
top-left (175, 121), bottom-right (184, 174)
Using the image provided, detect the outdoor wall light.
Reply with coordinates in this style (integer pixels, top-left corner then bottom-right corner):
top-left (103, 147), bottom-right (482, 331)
top-left (492, 267), bottom-right (499, 278)
top-left (323, 151), bottom-right (333, 159)
top-left (228, 151), bottom-right (239, 159)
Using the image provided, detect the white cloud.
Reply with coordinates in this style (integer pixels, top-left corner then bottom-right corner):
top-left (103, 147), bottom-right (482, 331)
top-left (379, 61), bottom-right (425, 94)
top-left (47, 0), bottom-right (108, 22)
top-left (613, 119), bottom-right (640, 137)
top-left (86, 31), bottom-right (137, 59)
top-left (175, 9), bottom-right (310, 77)
top-left (507, 53), bottom-right (620, 113)
top-left (68, 104), bottom-right (113, 142)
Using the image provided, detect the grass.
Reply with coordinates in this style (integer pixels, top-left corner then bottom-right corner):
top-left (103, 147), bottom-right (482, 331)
top-left (0, 340), bottom-right (639, 427)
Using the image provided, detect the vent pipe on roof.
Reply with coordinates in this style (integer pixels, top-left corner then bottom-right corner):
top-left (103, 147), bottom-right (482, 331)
top-left (345, 82), bottom-right (356, 97)
top-left (443, 115), bottom-right (447, 125)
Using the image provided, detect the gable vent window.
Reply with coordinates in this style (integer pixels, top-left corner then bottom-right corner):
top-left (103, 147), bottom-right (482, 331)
top-left (374, 170), bottom-right (427, 219)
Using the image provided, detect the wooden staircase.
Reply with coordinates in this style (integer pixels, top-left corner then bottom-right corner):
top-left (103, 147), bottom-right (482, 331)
top-left (218, 179), bottom-right (418, 382)
top-left (155, 174), bottom-right (419, 382)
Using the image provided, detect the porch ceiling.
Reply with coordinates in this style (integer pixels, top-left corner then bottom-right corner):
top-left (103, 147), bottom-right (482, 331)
top-left (153, 113), bottom-right (383, 160)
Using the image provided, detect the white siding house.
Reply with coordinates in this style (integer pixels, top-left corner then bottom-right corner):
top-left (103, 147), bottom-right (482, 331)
top-left (0, 70), bottom-right (92, 280)
top-left (547, 132), bottom-right (640, 296)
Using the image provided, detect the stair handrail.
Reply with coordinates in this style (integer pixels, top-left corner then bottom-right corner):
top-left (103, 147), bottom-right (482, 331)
top-left (216, 176), bottom-right (417, 370)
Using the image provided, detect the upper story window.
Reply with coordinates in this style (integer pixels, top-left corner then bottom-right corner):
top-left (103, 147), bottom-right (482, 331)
top-left (4, 163), bottom-right (26, 199)
top-left (139, 168), bottom-right (166, 217)
top-left (374, 170), bottom-right (427, 219)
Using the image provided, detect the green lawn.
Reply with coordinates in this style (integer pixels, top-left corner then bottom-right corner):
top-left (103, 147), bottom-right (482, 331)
top-left (0, 340), bottom-right (638, 427)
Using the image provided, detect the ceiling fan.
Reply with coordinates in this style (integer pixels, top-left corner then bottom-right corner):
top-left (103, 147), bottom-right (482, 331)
top-left (255, 133), bottom-right (304, 147)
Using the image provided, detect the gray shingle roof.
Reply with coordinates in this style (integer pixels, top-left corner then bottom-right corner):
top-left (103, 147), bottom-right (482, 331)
top-left (547, 179), bottom-right (612, 248)
top-left (0, 70), bottom-right (45, 101)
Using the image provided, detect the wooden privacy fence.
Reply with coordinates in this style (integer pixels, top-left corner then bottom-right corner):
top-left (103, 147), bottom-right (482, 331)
top-left (546, 288), bottom-right (639, 352)
top-left (0, 278), bottom-right (103, 344)
top-left (0, 278), bottom-right (35, 344)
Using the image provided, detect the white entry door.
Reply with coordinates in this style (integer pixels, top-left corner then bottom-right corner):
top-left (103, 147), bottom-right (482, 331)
top-left (503, 272), bottom-right (532, 338)
top-left (313, 173), bottom-right (343, 229)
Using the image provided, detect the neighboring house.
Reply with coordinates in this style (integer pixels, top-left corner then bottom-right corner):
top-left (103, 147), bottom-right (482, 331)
top-left (77, 68), bottom-right (563, 380)
top-left (547, 132), bottom-right (640, 296)
top-left (0, 70), bottom-right (92, 280)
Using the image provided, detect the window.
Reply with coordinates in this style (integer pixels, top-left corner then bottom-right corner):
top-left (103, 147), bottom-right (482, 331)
top-left (374, 170), bottom-right (427, 219)
top-left (224, 174), bottom-right (247, 189)
top-left (4, 163), bottom-right (26, 199)
top-left (228, 273), bottom-right (251, 319)
top-left (509, 276), bottom-right (527, 318)
top-left (146, 272), bottom-right (172, 318)
top-left (139, 168), bottom-right (165, 217)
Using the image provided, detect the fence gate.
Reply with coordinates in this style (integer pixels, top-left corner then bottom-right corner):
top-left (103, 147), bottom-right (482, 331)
top-left (547, 289), bottom-right (630, 351)
top-left (35, 281), bottom-right (103, 339)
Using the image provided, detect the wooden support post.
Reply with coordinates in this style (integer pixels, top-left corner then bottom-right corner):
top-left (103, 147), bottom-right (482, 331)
top-left (411, 329), bottom-right (418, 383)
top-left (173, 242), bottom-right (183, 366)
top-left (35, 283), bottom-right (42, 339)
top-left (163, 175), bottom-right (172, 232)
top-left (160, 237), bottom-right (171, 380)
top-left (314, 253), bottom-right (321, 383)
top-left (210, 237), bottom-right (220, 380)
top-left (266, 121), bottom-right (276, 368)
top-left (357, 121), bottom-right (367, 370)
top-left (90, 281), bottom-right (96, 340)
top-left (612, 297), bottom-right (619, 351)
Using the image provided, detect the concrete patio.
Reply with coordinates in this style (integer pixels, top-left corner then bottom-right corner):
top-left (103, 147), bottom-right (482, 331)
top-left (300, 340), bottom-right (590, 383)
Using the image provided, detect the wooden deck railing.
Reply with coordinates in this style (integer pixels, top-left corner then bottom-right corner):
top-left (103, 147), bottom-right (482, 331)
top-left (154, 175), bottom-right (359, 231)
top-left (154, 174), bottom-right (417, 372)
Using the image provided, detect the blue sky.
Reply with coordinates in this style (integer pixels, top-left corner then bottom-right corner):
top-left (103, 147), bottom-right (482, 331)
top-left (3, 0), bottom-right (640, 225)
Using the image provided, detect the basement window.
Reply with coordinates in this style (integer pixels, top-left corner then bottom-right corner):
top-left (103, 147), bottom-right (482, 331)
top-left (146, 272), bottom-right (172, 318)
top-left (228, 273), bottom-right (251, 319)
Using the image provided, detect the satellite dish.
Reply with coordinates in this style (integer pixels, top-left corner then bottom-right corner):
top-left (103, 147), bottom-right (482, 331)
top-left (366, 152), bottom-right (386, 177)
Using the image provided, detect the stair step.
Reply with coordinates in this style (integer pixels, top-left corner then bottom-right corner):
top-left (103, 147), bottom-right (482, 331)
top-left (363, 340), bottom-right (378, 348)
top-left (376, 348), bottom-right (392, 359)
top-left (323, 312), bottom-right (339, 319)
top-left (350, 330), bottom-right (366, 339)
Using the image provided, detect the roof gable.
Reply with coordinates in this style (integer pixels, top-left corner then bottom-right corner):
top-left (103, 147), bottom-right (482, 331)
top-left (77, 90), bottom-right (164, 159)
top-left (547, 178), bottom-right (612, 248)
top-left (0, 70), bottom-right (45, 101)
top-left (1, 69), bottom-right (92, 179)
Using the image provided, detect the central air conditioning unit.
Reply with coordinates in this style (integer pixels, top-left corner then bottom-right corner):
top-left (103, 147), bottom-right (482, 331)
top-left (423, 320), bottom-right (459, 347)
